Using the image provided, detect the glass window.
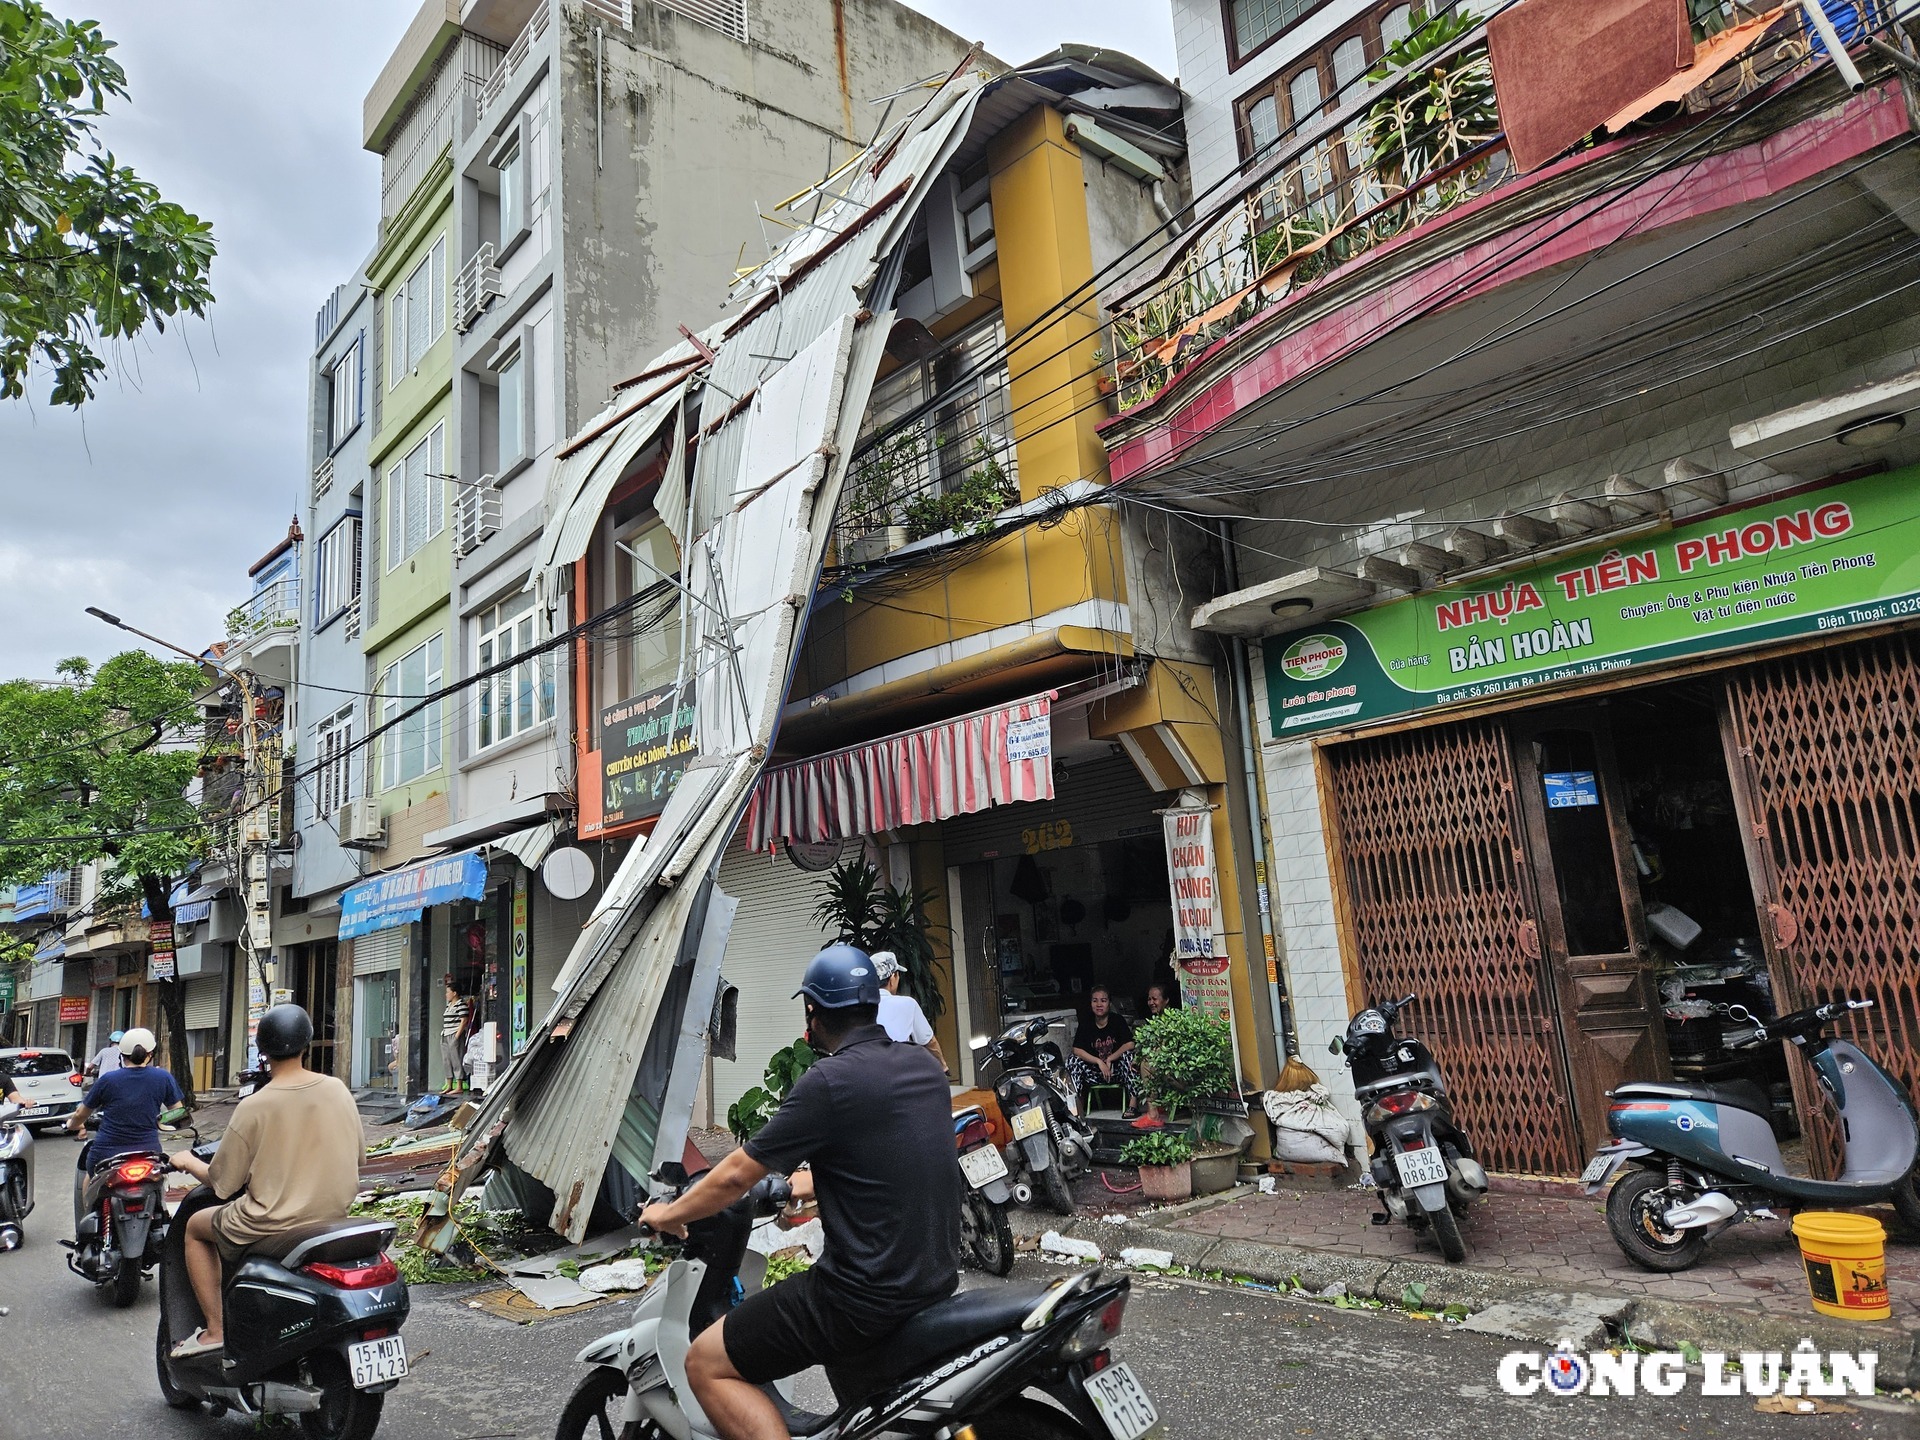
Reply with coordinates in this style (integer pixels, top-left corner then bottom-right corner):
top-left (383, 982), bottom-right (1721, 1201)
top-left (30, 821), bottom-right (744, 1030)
top-left (1288, 66), bottom-right (1324, 120)
top-left (1247, 94), bottom-right (1281, 155)
top-left (314, 515), bottom-right (362, 621)
top-left (391, 235), bottom-right (448, 383)
top-left (1331, 36), bottom-right (1369, 98)
top-left (613, 520), bottom-right (685, 704)
top-left (475, 593), bottom-right (554, 750)
top-left (497, 349), bottom-right (523, 468)
top-left (379, 634), bottom-right (443, 789)
top-left (316, 704), bottom-right (355, 815)
top-left (498, 143), bottom-right (521, 240)
top-left (1232, 0), bottom-right (1320, 57)
top-left (385, 423), bottom-right (445, 570)
top-left (1381, 4), bottom-right (1414, 48)
top-left (388, 292), bottom-right (406, 391)
top-left (329, 338), bottom-right (362, 448)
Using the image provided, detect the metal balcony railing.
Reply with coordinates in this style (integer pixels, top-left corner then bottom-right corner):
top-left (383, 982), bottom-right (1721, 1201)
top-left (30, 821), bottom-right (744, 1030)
top-left (480, 1), bottom-right (551, 118)
top-left (455, 243), bottom-right (504, 334)
top-left (343, 595), bottom-right (362, 641)
top-left (651, 0), bottom-right (743, 42)
top-left (455, 475), bottom-right (503, 557)
top-left (227, 579), bottom-right (300, 641)
top-left (313, 454), bottom-right (335, 503)
top-left (582, 0), bottom-right (636, 27)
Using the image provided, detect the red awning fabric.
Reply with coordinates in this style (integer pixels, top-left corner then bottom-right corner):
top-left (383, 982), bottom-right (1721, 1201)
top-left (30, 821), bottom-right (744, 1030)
top-left (746, 693), bottom-right (1055, 850)
top-left (1489, 0), bottom-right (1692, 173)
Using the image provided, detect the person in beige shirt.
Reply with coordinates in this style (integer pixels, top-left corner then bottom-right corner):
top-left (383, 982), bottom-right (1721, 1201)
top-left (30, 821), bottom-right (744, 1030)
top-left (169, 1004), bottom-right (363, 1358)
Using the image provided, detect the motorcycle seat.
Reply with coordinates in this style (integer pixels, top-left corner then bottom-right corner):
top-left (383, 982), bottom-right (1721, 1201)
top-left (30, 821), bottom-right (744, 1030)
top-left (1612, 1080), bottom-right (1771, 1116)
top-left (831, 1283), bottom-right (1054, 1391)
top-left (240, 1218), bottom-right (397, 1269)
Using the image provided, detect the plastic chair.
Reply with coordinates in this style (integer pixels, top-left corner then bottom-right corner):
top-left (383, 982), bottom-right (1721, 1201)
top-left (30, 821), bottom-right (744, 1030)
top-left (1081, 1083), bottom-right (1127, 1116)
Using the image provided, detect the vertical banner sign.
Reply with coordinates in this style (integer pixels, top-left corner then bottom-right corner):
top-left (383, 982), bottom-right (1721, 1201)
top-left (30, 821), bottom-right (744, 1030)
top-left (0, 969), bottom-right (15, 1009)
top-left (147, 920), bottom-right (176, 982)
top-left (510, 870), bottom-right (530, 1054)
top-left (1162, 807), bottom-right (1233, 1021)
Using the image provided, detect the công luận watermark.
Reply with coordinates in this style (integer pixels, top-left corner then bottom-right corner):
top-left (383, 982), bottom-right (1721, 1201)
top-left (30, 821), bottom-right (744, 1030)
top-left (1498, 1339), bottom-right (1875, 1398)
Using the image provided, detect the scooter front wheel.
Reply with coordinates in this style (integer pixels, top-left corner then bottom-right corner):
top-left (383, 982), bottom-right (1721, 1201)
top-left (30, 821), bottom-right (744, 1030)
top-left (1606, 1168), bottom-right (1708, 1272)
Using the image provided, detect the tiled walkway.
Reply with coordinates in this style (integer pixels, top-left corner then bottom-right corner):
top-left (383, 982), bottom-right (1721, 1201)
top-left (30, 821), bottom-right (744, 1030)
top-left (1164, 1184), bottom-right (1920, 1332)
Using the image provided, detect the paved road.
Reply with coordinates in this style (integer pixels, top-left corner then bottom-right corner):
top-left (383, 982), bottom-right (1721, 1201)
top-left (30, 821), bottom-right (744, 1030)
top-left (0, 1186), bottom-right (1912, 1440)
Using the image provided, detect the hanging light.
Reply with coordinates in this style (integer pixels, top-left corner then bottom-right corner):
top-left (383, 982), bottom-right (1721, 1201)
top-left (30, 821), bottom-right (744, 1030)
top-left (1837, 414), bottom-right (1905, 448)
top-left (1269, 597), bottom-right (1314, 619)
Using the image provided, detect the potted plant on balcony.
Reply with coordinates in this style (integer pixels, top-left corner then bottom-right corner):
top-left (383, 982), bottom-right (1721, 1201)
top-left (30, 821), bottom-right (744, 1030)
top-left (1120, 1130), bottom-right (1195, 1204)
top-left (842, 430), bottom-right (922, 564)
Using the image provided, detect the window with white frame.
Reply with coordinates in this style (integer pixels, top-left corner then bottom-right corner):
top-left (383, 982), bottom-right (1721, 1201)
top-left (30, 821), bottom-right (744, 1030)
top-left (314, 514), bottom-right (362, 623)
top-left (385, 422), bottom-right (445, 569)
top-left (475, 593), bottom-right (554, 750)
top-left (328, 337), bottom-right (362, 449)
top-left (379, 635), bottom-right (443, 789)
top-left (315, 704), bottom-right (356, 815)
top-left (496, 344), bottom-right (525, 472)
top-left (611, 516), bottom-right (684, 705)
top-left (496, 139), bottom-right (522, 247)
top-left (387, 236), bottom-right (447, 388)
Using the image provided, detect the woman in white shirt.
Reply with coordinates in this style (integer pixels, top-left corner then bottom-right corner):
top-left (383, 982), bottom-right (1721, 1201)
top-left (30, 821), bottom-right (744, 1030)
top-left (871, 951), bottom-right (944, 1069)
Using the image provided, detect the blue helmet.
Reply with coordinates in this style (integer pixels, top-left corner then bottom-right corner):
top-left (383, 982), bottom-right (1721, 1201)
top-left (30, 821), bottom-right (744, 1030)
top-left (108, 1031), bottom-right (125, 1043)
top-left (792, 943), bottom-right (881, 1008)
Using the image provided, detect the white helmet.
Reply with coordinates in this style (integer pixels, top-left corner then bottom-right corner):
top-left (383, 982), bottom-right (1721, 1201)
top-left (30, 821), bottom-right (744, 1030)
top-left (119, 1028), bottom-right (158, 1061)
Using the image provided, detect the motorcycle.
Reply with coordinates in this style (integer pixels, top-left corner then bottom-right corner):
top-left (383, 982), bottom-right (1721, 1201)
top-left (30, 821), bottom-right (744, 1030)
top-left (984, 1016), bottom-right (1097, 1215)
top-left (0, 1099), bottom-right (34, 1253)
top-left (65, 1135), bottom-right (171, 1306)
top-left (1584, 996), bottom-right (1920, 1271)
top-left (156, 1139), bottom-right (411, 1440)
top-left (955, 1102), bottom-right (1015, 1276)
top-left (556, 1164), bottom-right (1158, 1440)
top-left (1330, 993), bottom-right (1488, 1263)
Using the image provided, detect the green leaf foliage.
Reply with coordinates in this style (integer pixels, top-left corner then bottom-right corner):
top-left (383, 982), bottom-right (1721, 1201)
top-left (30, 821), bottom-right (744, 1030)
top-left (1119, 1130), bottom-right (1194, 1167)
top-left (726, 1039), bottom-right (818, 1143)
top-left (0, 0), bottom-right (216, 405)
top-left (1133, 1007), bottom-right (1235, 1109)
top-left (809, 857), bottom-right (947, 1021)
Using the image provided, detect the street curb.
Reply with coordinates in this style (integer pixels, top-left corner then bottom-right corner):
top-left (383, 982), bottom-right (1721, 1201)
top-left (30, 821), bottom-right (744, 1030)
top-left (1017, 1208), bottom-right (1920, 1387)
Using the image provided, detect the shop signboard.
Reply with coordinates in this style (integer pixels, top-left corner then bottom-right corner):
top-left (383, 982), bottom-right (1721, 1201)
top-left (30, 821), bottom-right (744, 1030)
top-left (0, 970), bottom-right (14, 1009)
top-left (1162, 806), bottom-right (1232, 1021)
top-left (147, 920), bottom-right (176, 982)
top-left (58, 995), bottom-right (90, 1025)
top-left (1263, 466), bottom-right (1920, 739)
top-left (339, 852), bottom-right (489, 939)
top-left (600, 681), bottom-right (696, 827)
top-left (510, 870), bottom-right (530, 1055)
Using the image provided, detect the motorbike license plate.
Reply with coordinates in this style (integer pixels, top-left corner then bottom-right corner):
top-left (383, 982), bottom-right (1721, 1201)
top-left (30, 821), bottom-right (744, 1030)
top-left (1086, 1361), bottom-right (1160, 1439)
top-left (1393, 1147), bottom-right (1448, 1189)
top-left (15, 1106), bottom-right (46, 1119)
top-left (959, 1145), bottom-right (1010, 1188)
top-left (1010, 1106), bottom-right (1048, 1140)
top-left (1580, 1153), bottom-right (1618, 1186)
top-left (347, 1336), bottom-right (408, 1389)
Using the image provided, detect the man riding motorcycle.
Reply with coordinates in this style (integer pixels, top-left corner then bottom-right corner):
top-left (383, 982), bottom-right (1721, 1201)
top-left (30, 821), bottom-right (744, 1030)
top-left (639, 943), bottom-right (960, 1440)
top-left (167, 1004), bottom-right (363, 1359)
top-left (65, 1028), bottom-right (180, 1224)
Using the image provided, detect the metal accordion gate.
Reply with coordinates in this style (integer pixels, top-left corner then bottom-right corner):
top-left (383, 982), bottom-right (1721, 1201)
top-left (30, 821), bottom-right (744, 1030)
top-left (1322, 717), bottom-right (1586, 1177)
top-left (1722, 630), bottom-right (1920, 1171)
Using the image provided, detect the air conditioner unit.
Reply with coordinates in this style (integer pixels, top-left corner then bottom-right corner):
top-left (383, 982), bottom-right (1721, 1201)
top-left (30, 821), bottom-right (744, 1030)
top-left (336, 798), bottom-right (386, 848)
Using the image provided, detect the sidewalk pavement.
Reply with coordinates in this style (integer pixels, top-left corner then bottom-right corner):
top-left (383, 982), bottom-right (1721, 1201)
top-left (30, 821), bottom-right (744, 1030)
top-left (1033, 1175), bottom-right (1920, 1386)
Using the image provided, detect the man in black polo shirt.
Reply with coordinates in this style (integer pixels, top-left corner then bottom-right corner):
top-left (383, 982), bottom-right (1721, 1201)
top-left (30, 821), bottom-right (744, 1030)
top-left (640, 942), bottom-right (959, 1440)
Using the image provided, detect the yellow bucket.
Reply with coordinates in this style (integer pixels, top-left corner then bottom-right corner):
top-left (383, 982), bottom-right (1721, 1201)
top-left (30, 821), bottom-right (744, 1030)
top-left (1791, 1211), bottom-right (1891, 1322)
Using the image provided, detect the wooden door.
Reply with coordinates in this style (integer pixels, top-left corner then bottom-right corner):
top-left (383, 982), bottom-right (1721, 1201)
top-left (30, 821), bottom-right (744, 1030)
top-left (1721, 632), bottom-right (1920, 1174)
top-left (1510, 710), bottom-right (1670, 1152)
top-left (1323, 718), bottom-right (1586, 1176)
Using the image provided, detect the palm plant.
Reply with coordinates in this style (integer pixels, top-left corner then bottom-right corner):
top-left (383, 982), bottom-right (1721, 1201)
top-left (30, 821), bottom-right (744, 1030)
top-left (810, 858), bottom-right (948, 1020)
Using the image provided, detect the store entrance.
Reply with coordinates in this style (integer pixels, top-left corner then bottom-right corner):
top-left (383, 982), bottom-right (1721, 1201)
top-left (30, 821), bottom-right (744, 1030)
top-left (957, 833), bottom-right (1175, 1093)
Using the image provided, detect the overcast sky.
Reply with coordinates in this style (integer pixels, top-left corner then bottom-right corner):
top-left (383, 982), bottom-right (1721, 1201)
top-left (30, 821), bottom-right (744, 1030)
top-left (0, 2), bottom-right (1175, 681)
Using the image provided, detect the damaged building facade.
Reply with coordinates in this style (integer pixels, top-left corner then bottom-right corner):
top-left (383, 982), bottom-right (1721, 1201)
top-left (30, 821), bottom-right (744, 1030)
top-left (1105, 1), bottom-right (1920, 1178)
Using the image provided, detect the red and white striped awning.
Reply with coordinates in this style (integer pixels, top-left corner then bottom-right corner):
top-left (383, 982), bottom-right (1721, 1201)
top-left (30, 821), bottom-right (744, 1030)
top-left (746, 693), bottom-right (1055, 850)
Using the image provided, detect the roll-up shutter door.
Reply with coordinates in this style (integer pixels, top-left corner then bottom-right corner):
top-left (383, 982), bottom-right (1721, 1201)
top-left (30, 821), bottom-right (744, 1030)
top-left (711, 832), bottom-right (850, 1114)
top-left (531, 888), bottom-right (596, 1013)
top-left (183, 976), bottom-right (223, 1031)
top-left (352, 928), bottom-right (406, 976)
top-left (941, 754), bottom-right (1162, 865)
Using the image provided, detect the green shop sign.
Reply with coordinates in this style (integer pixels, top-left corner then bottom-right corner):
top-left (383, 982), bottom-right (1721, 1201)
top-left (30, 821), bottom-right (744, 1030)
top-left (1264, 466), bottom-right (1920, 739)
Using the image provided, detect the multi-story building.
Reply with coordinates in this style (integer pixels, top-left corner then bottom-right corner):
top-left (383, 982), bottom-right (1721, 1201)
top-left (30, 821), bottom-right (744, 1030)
top-left (1106, 1), bottom-right (1920, 1177)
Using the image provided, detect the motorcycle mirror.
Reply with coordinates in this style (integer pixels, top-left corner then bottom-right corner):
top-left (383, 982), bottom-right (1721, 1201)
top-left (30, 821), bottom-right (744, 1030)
top-left (159, 1105), bottom-right (190, 1126)
top-left (1328, 1036), bottom-right (1343, 1055)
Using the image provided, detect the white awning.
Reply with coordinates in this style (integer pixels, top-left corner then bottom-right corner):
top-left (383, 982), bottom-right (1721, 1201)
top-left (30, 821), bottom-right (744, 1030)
top-left (536, 378), bottom-right (690, 578)
top-left (490, 819), bottom-right (564, 871)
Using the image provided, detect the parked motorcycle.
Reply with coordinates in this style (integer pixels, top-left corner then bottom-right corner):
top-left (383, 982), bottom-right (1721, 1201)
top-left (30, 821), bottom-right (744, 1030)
top-left (65, 1139), bottom-right (170, 1306)
top-left (954, 1102), bottom-right (1015, 1276)
top-left (0, 1099), bottom-right (34, 1253)
top-left (984, 1016), bottom-right (1096, 1215)
top-left (1331, 994), bottom-right (1488, 1263)
top-left (556, 1165), bottom-right (1158, 1440)
top-left (156, 1140), bottom-right (411, 1440)
top-left (1585, 997), bottom-right (1920, 1271)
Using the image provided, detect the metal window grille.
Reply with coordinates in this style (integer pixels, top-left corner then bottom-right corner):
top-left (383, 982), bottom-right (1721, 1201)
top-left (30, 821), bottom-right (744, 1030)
top-left (454, 243), bottom-right (503, 334)
top-left (651, 0), bottom-right (747, 44)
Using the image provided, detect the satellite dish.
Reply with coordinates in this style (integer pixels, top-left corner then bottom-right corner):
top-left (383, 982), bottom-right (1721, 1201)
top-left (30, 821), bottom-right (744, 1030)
top-left (784, 838), bottom-right (845, 873)
top-left (542, 846), bottom-right (596, 900)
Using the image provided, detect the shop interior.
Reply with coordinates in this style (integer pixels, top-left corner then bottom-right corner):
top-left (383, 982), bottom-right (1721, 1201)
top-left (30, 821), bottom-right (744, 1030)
top-left (1602, 680), bottom-right (1795, 1138)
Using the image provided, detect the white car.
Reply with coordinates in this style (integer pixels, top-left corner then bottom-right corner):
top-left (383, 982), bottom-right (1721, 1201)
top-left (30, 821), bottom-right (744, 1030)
top-left (0, 1048), bottom-right (85, 1132)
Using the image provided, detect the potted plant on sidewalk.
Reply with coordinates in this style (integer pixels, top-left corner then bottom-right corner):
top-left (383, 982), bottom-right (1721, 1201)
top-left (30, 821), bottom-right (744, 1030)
top-left (1121, 1131), bottom-right (1195, 1203)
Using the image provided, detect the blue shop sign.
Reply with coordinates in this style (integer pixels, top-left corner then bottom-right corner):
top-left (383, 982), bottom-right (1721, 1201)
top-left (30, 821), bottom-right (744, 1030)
top-left (1543, 771), bottom-right (1600, 809)
top-left (339, 852), bottom-right (488, 939)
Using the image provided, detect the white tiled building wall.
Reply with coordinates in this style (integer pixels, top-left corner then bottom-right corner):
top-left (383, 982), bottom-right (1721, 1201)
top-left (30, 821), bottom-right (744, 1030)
top-left (1249, 643), bottom-right (1366, 1146)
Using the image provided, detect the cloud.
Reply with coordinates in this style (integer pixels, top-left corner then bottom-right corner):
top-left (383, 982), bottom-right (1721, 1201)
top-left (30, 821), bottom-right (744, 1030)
top-left (0, 1), bottom-right (1175, 679)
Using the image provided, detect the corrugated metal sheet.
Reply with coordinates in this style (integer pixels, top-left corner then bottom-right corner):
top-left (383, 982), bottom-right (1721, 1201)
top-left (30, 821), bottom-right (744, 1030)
top-left (536, 380), bottom-right (689, 576)
top-left (489, 819), bottom-right (563, 871)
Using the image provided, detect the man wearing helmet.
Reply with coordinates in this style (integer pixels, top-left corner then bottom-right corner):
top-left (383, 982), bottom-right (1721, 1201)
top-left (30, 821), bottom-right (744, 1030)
top-left (65, 1028), bottom-right (182, 1228)
top-left (640, 943), bottom-right (959, 1440)
top-left (167, 1005), bottom-right (363, 1359)
top-left (85, 1029), bottom-right (128, 1081)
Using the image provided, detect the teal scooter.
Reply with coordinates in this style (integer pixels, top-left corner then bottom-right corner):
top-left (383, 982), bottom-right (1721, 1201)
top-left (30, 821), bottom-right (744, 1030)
top-left (1583, 997), bottom-right (1920, 1270)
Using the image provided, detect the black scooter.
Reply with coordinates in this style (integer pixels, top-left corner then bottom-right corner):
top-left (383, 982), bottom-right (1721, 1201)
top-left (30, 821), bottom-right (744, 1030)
top-left (0, 1098), bottom-right (33, 1253)
top-left (983, 1016), bottom-right (1097, 1215)
top-left (1332, 994), bottom-right (1488, 1262)
top-left (556, 1165), bottom-right (1158, 1440)
top-left (156, 1143), bottom-right (411, 1440)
